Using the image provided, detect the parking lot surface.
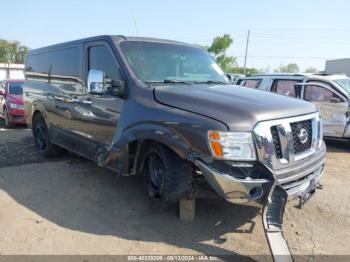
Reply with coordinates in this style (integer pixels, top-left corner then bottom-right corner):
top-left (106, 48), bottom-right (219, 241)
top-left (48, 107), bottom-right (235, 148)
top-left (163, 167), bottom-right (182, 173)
top-left (0, 122), bottom-right (349, 258)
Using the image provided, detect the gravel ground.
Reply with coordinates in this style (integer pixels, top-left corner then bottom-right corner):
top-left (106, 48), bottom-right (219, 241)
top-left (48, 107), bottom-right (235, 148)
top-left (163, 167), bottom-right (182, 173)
top-left (0, 120), bottom-right (349, 260)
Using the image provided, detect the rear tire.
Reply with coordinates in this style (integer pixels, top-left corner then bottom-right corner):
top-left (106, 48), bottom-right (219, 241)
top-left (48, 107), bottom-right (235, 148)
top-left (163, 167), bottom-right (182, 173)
top-left (4, 108), bottom-right (13, 128)
top-left (32, 114), bottom-right (65, 157)
top-left (145, 142), bottom-right (193, 202)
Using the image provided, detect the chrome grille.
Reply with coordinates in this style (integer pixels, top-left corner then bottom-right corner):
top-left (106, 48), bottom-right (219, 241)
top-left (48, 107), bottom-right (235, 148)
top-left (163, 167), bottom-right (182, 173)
top-left (271, 126), bottom-right (282, 158)
top-left (253, 112), bottom-right (321, 171)
top-left (291, 120), bottom-right (312, 154)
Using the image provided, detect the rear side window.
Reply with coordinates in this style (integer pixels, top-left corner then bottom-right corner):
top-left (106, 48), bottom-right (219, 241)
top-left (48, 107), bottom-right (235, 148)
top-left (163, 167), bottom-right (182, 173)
top-left (240, 79), bottom-right (261, 88)
top-left (26, 47), bottom-right (79, 81)
top-left (304, 85), bottom-right (342, 102)
top-left (271, 80), bottom-right (298, 97)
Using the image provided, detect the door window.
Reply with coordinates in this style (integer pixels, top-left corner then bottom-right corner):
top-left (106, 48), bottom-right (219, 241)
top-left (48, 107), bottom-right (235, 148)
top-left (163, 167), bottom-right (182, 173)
top-left (304, 85), bottom-right (342, 102)
top-left (271, 80), bottom-right (298, 97)
top-left (241, 79), bottom-right (261, 88)
top-left (89, 45), bottom-right (123, 83)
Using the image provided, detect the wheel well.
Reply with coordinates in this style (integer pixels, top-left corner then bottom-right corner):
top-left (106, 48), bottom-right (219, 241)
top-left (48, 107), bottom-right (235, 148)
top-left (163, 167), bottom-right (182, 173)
top-left (129, 139), bottom-right (185, 175)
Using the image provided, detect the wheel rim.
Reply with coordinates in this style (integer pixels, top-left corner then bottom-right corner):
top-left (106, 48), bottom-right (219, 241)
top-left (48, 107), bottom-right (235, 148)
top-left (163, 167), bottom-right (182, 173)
top-left (35, 126), bottom-right (46, 151)
top-left (148, 153), bottom-right (165, 197)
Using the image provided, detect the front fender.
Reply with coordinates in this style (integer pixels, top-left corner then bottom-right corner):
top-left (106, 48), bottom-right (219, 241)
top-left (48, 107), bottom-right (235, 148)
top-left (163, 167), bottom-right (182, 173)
top-left (30, 101), bottom-right (49, 128)
top-left (111, 122), bottom-right (192, 159)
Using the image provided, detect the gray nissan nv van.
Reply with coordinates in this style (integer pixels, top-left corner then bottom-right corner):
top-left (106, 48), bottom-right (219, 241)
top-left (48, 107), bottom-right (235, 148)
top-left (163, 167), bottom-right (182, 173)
top-left (24, 35), bottom-right (326, 257)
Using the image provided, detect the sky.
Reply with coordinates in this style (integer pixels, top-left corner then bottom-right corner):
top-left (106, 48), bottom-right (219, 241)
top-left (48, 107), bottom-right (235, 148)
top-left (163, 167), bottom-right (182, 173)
top-left (2, 0), bottom-right (350, 72)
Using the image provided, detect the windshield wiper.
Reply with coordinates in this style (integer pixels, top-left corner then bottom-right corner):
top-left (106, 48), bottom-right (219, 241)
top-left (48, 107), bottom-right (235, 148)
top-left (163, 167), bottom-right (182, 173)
top-left (164, 79), bottom-right (192, 85)
top-left (194, 80), bottom-right (227, 85)
top-left (146, 79), bottom-right (192, 85)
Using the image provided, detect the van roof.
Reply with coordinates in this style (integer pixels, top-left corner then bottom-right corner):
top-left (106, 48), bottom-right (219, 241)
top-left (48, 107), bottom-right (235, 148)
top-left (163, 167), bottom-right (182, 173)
top-left (27, 35), bottom-right (197, 56)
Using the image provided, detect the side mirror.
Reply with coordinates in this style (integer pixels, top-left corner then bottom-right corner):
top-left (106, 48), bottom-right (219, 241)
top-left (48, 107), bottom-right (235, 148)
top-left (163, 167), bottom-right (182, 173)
top-left (111, 80), bottom-right (126, 97)
top-left (87, 69), bottom-right (105, 94)
top-left (0, 90), bottom-right (5, 96)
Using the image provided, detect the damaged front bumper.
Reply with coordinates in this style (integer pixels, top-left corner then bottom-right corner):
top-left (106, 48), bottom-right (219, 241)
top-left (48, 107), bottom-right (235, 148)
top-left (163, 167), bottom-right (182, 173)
top-left (194, 144), bottom-right (326, 207)
top-left (195, 159), bottom-right (324, 208)
top-left (194, 146), bottom-right (325, 261)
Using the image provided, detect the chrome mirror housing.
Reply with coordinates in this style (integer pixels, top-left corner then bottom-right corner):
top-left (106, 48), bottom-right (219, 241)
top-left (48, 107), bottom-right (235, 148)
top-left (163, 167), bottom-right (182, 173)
top-left (87, 69), bottom-right (105, 94)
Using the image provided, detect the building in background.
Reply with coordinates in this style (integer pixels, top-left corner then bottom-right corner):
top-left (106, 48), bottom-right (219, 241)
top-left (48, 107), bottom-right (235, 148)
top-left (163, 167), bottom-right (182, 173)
top-left (325, 58), bottom-right (350, 77)
top-left (0, 63), bottom-right (25, 80)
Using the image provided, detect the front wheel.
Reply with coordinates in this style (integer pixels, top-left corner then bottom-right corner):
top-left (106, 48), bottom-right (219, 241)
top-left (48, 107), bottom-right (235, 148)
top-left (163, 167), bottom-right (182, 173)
top-left (33, 115), bottom-right (65, 157)
top-left (4, 108), bottom-right (13, 128)
top-left (145, 142), bottom-right (194, 202)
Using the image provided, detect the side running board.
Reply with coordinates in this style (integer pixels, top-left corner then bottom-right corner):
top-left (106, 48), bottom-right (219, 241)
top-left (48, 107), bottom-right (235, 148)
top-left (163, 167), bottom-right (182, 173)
top-left (263, 184), bottom-right (293, 262)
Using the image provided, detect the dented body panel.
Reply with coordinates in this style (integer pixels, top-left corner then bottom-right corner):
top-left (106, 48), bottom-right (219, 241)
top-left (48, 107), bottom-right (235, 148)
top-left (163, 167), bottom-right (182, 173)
top-left (313, 101), bottom-right (349, 137)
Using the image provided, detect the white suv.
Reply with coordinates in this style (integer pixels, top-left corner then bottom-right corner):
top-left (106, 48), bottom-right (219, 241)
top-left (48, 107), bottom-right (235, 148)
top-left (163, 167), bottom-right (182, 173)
top-left (237, 73), bottom-right (350, 139)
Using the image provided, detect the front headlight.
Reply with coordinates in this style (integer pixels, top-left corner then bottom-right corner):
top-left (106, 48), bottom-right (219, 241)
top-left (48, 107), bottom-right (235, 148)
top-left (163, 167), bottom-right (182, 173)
top-left (9, 103), bottom-right (24, 109)
top-left (208, 131), bottom-right (257, 160)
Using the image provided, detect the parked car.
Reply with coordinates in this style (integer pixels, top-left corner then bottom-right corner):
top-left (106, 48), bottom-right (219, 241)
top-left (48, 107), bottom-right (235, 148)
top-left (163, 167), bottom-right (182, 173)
top-left (24, 36), bottom-right (325, 256)
top-left (237, 73), bottom-right (350, 139)
top-left (0, 79), bottom-right (26, 127)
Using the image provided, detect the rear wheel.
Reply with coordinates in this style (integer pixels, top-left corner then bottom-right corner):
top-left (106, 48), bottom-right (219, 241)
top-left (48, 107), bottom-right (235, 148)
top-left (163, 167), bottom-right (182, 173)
top-left (145, 142), bottom-right (193, 202)
top-left (4, 107), bottom-right (13, 128)
top-left (32, 114), bottom-right (65, 157)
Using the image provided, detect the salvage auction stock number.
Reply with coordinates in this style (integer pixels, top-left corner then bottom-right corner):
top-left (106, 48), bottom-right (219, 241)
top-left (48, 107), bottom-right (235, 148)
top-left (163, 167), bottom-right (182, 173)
top-left (128, 255), bottom-right (218, 261)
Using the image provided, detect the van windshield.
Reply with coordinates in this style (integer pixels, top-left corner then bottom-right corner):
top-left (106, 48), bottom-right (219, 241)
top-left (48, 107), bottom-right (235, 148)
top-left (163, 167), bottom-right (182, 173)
top-left (120, 41), bottom-right (229, 84)
top-left (7, 82), bottom-right (23, 95)
top-left (334, 78), bottom-right (350, 95)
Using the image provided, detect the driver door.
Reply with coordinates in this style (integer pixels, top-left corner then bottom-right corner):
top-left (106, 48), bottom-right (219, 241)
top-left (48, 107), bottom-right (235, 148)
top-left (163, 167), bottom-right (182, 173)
top-left (72, 42), bottom-right (125, 159)
top-left (302, 82), bottom-right (349, 137)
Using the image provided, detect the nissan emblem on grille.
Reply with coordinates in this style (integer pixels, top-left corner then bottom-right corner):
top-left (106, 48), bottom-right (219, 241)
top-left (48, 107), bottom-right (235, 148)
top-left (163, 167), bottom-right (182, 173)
top-left (297, 127), bottom-right (308, 144)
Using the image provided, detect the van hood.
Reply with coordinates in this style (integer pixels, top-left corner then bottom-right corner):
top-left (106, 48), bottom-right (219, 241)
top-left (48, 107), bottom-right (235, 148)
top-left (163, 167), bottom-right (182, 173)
top-left (154, 84), bottom-right (317, 131)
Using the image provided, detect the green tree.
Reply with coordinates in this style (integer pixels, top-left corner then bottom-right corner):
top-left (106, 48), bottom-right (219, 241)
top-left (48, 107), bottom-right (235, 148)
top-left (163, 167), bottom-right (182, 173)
top-left (206, 34), bottom-right (237, 71)
top-left (304, 67), bottom-right (318, 73)
top-left (228, 66), bottom-right (262, 75)
top-left (0, 39), bottom-right (29, 64)
top-left (274, 63), bottom-right (300, 73)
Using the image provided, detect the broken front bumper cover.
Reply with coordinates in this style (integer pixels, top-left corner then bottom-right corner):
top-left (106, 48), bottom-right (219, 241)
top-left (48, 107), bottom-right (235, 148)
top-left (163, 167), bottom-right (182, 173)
top-left (194, 150), bottom-right (325, 207)
top-left (195, 150), bottom-right (325, 261)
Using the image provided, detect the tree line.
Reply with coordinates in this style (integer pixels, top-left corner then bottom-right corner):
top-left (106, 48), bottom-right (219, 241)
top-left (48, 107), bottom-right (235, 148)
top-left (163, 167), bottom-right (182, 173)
top-left (0, 35), bottom-right (318, 74)
top-left (0, 39), bottom-right (29, 64)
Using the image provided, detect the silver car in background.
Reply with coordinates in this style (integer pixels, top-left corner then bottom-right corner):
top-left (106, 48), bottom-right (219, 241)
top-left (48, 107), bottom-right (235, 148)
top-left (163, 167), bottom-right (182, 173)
top-left (237, 73), bottom-right (350, 140)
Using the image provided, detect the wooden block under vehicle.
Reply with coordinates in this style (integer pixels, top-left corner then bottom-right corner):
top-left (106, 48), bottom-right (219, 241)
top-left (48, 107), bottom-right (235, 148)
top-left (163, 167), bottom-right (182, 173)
top-left (179, 197), bottom-right (196, 221)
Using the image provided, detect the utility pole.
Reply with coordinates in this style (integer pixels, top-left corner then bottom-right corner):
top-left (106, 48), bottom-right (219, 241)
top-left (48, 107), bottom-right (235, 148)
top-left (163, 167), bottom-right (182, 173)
top-left (6, 61), bottom-right (10, 79)
top-left (243, 30), bottom-right (250, 75)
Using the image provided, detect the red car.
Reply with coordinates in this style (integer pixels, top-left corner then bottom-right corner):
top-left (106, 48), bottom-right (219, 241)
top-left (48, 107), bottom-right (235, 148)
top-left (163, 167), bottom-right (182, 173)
top-left (0, 79), bottom-right (26, 127)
